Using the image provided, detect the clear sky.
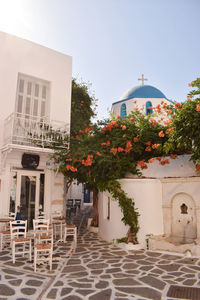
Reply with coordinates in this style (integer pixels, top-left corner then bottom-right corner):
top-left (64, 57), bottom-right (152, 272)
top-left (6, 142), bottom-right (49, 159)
top-left (0, 0), bottom-right (199, 120)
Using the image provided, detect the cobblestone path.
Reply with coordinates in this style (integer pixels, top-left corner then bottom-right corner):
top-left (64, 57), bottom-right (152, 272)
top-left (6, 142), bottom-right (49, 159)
top-left (0, 207), bottom-right (200, 299)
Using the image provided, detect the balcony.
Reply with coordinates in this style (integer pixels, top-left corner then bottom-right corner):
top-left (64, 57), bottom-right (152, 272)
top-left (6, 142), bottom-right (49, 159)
top-left (2, 113), bottom-right (69, 149)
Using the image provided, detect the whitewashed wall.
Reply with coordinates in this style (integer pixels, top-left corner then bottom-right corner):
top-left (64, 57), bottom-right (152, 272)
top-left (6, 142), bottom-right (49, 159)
top-left (0, 31), bottom-right (72, 123)
top-left (98, 179), bottom-right (163, 248)
top-left (98, 155), bottom-right (199, 248)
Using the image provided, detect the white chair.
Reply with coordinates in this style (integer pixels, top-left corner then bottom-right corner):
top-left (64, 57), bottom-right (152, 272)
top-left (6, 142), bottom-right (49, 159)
top-left (63, 225), bottom-right (77, 244)
top-left (0, 229), bottom-right (10, 251)
top-left (51, 211), bottom-right (65, 241)
top-left (33, 219), bottom-right (52, 244)
top-left (10, 220), bottom-right (31, 264)
top-left (33, 219), bottom-right (53, 272)
top-left (34, 243), bottom-right (53, 272)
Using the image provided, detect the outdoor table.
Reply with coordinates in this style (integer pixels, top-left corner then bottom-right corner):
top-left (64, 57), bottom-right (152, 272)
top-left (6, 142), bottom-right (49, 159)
top-left (52, 217), bottom-right (66, 242)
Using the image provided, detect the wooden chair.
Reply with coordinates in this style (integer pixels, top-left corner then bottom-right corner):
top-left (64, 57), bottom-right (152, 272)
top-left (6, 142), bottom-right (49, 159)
top-left (63, 225), bottom-right (77, 244)
top-left (33, 219), bottom-right (52, 244)
top-left (10, 220), bottom-right (31, 264)
top-left (33, 219), bottom-right (53, 272)
top-left (0, 229), bottom-right (10, 251)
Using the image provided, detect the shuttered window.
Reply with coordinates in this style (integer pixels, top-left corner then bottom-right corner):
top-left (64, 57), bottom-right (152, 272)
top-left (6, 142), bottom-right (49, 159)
top-left (15, 74), bottom-right (50, 118)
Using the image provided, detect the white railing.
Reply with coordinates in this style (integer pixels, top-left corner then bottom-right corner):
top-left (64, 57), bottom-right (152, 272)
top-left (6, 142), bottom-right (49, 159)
top-left (3, 112), bottom-right (70, 148)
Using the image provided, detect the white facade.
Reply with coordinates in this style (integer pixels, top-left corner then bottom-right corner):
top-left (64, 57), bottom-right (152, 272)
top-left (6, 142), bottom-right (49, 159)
top-left (98, 155), bottom-right (200, 249)
top-left (0, 31), bottom-right (72, 227)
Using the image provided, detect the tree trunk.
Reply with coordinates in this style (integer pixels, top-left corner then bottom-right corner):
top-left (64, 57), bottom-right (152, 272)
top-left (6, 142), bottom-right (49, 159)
top-left (91, 187), bottom-right (98, 227)
top-left (127, 227), bottom-right (138, 244)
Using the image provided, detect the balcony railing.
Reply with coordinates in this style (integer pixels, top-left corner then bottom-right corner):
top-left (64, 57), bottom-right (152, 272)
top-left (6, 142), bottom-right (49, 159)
top-left (3, 113), bottom-right (70, 148)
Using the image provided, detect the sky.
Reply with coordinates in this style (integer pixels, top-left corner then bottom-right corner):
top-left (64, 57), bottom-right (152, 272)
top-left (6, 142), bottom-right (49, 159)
top-left (0, 0), bottom-right (199, 120)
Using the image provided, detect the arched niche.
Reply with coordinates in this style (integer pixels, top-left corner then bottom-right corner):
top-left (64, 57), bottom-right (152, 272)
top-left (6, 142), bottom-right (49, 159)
top-left (171, 193), bottom-right (197, 244)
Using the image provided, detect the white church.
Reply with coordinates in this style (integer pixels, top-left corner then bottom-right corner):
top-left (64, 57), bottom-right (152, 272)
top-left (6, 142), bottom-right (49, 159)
top-left (0, 31), bottom-right (72, 228)
top-left (111, 74), bottom-right (174, 118)
top-left (98, 76), bottom-right (200, 256)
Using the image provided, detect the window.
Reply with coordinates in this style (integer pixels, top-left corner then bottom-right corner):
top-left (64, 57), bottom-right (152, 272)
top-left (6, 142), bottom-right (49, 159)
top-left (15, 74), bottom-right (50, 119)
top-left (120, 103), bottom-right (127, 119)
top-left (146, 101), bottom-right (153, 115)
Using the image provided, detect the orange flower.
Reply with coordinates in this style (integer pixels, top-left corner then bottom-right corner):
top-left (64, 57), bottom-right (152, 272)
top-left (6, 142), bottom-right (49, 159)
top-left (195, 164), bottom-right (200, 171)
top-left (158, 131), bottom-right (165, 137)
top-left (130, 117), bottom-right (135, 122)
top-left (148, 158), bottom-right (155, 163)
top-left (118, 147), bottom-right (124, 152)
top-left (133, 137), bottom-right (139, 143)
top-left (170, 154), bottom-right (178, 159)
top-left (152, 144), bottom-right (160, 149)
top-left (121, 125), bottom-right (126, 130)
top-left (145, 146), bottom-right (151, 152)
top-left (138, 160), bottom-right (148, 169)
top-left (196, 104), bottom-right (200, 112)
top-left (146, 141), bottom-right (151, 145)
top-left (96, 152), bottom-right (102, 156)
top-left (110, 148), bottom-right (117, 155)
top-left (116, 115), bottom-right (120, 120)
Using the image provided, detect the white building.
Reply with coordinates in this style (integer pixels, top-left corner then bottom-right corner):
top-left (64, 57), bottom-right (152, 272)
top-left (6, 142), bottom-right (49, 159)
top-left (0, 32), bottom-right (72, 228)
top-left (112, 74), bottom-right (173, 119)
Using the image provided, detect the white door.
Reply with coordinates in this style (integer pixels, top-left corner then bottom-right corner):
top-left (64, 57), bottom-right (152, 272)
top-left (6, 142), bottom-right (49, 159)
top-left (16, 170), bottom-right (45, 229)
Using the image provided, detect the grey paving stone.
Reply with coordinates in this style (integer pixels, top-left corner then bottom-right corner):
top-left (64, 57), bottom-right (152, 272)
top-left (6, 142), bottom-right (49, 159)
top-left (9, 279), bottom-right (22, 286)
top-left (25, 279), bottom-right (43, 286)
top-left (183, 279), bottom-right (197, 286)
top-left (122, 262), bottom-right (138, 269)
top-left (95, 280), bottom-right (109, 289)
top-left (146, 251), bottom-right (162, 257)
top-left (21, 287), bottom-right (36, 295)
top-left (116, 287), bottom-right (162, 300)
top-left (62, 265), bottom-right (86, 273)
top-left (67, 259), bottom-right (82, 265)
top-left (60, 287), bottom-right (73, 296)
top-left (158, 264), bottom-right (181, 272)
top-left (0, 284), bottom-right (15, 296)
top-left (54, 280), bottom-right (64, 286)
top-left (87, 262), bottom-right (108, 269)
top-left (139, 275), bottom-right (166, 290)
top-left (61, 295), bottom-right (82, 300)
top-left (69, 282), bottom-right (92, 288)
top-left (2, 268), bottom-right (24, 275)
top-left (106, 268), bottom-right (121, 273)
top-left (181, 267), bottom-right (196, 273)
top-left (46, 288), bottom-right (57, 299)
top-left (88, 288), bottom-right (112, 300)
top-left (113, 277), bottom-right (141, 286)
top-left (76, 289), bottom-right (95, 296)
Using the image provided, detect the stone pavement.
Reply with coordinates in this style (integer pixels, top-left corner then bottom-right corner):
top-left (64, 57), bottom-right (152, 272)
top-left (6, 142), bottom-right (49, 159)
top-left (1, 207), bottom-right (200, 300)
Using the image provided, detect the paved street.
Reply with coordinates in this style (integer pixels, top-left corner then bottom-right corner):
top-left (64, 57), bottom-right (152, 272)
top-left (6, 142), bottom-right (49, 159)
top-left (0, 207), bottom-right (200, 300)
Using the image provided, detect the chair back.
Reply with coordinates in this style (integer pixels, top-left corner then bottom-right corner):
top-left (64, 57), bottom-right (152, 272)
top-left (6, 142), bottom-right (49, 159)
top-left (10, 220), bottom-right (27, 239)
top-left (33, 219), bottom-right (50, 231)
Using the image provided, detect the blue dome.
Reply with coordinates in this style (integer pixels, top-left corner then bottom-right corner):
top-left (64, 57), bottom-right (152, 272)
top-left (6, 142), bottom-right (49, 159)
top-left (120, 85), bottom-right (167, 101)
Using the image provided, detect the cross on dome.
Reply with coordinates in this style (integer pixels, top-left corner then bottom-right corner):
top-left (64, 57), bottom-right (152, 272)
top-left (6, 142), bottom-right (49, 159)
top-left (138, 74), bottom-right (148, 86)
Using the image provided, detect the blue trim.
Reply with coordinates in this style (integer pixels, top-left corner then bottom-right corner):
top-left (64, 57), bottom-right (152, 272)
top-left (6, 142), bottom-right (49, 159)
top-left (146, 101), bottom-right (153, 115)
top-left (120, 103), bottom-right (127, 119)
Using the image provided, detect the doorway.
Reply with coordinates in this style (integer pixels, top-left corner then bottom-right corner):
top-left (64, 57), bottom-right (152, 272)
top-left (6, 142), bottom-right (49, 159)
top-left (14, 170), bottom-right (45, 229)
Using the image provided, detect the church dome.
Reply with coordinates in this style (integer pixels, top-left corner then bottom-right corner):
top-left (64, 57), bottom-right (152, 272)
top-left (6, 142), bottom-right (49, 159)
top-left (120, 85), bottom-right (167, 101)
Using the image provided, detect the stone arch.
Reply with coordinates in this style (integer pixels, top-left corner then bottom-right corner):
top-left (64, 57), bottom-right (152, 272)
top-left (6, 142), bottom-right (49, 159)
top-left (171, 192), bottom-right (197, 244)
